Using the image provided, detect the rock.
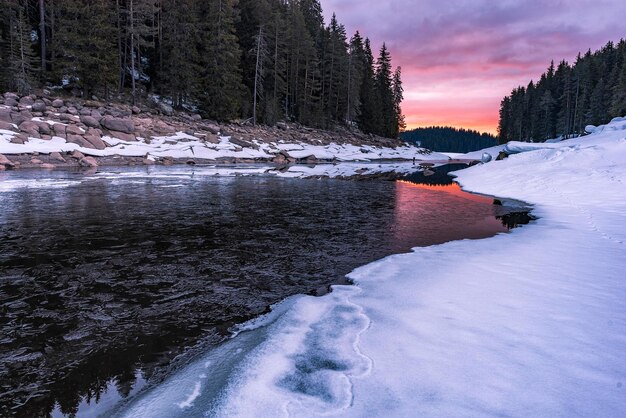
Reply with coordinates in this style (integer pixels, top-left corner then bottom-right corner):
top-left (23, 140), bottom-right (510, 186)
top-left (84, 135), bottom-right (107, 150)
top-left (10, 113), bottom-right (27, 126)
top-left (80, 115), bottom-right (100, 128)
top-left (19, 96), bottom-right (34, 106)
top-left (40, 163), bottom-right (56, 169)
top-left (67, 107), bottom-right (78, 115)
top-left (101, 116), bottom-right (135, 134)
top-left (158, 102), bottom-right (174, 116)
top-left (32, 101), bottom-right (47, 112)
top-left (84, 100), bottom-right (104, 108)
top-left (79, 156), bottom-right (98, 167)
top-left (35, 122), bottom-right (51, 135)
top-left (67, 134), bottom-right (93, 148)
top-left (50, 152), bottom-right (66, 162)
top-left (109, 131), bottom-right (136, 141)
top-left (205, 124), bottom-right (220, 135)
top-left (0, 109), bottom-right (12, 122)
top-left (0, 154), bottom-right (16, 169)
top-left (91, 110), bottom-right (103, 120)
top-left (19, 121), bottom-right (41, 136)
top-left (52, 124), bottom-right (67, 137)
top-left (4, 97), bottom-right (18, 107)
top-left (276, 122), bottom-right (289, 130)
top-left (132, 106), bottom-right (142, 114)
top-left (143, 157), bottom-right (156, 165)
top-left (65, 124), bottom-right (85, 135)
top-left (71, 150), bottom-right (85, 160)
top-left (191, 114), bottom-right (202, 121)
top-left (31, 158), bottom-right (43, 164)
top-left (4, 92), bottom-right (18, 100)
top-left (272, 153), bottom-right (287, 164)
top-left (496, 151), bottom-right (508, 161)
top-left (585, 125), bottom-right (597, 134)
top-left (481, 153), bottom-right (493, 163)
top-left (52, 99), bottom-right (64, 108)
top-left (0, 120), bottom-right (16, 131)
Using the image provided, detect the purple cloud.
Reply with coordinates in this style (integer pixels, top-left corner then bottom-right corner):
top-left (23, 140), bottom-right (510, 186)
top-left (321, 0), bottom-right (626, 133)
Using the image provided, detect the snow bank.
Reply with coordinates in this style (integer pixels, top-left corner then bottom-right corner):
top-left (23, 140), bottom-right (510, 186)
top-left (114, 116), bottom-right (626, 417)
top-left (0, 127), bottom-right (449, 163)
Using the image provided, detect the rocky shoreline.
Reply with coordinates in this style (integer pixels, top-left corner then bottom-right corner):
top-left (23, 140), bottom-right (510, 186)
top-left (1, 92), bottom-right (443, 171)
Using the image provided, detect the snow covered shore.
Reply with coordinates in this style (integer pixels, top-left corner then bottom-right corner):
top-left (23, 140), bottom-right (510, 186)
top-left (113, 117), bottom-right (626, 417)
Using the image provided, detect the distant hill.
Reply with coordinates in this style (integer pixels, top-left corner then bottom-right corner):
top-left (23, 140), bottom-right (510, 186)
top-left (401, 127), bottom-right (497, 153)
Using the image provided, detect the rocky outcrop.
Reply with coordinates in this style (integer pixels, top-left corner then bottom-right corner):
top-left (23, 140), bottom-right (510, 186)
top-left (0, 91), bottom-right (413, 169)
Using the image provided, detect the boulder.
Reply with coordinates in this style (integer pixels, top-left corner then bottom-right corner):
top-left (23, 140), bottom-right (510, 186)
top-left (91, 110), bottom-right (103, 120)
top-left (32, 101), bottom-right (47, 112)
top-left (35, 122), bottom-right (51, 135)
top-left (10, 113), bottom-right (27, 126)
top-left (67, 134), bottom-right (93, 149)
top-left (109, 131), bottom-right (136, 141)
top-left (101, 116), bottom-right (135, 134)
top-left (50, 152), bottom-right (66, 162)
top-left (19, 121), bottom-right (41, 136)
top-left (0, 109), bottom-right (12, 122)
top-left (0, 120), bottom-right (16, 131)
top-left (80, 115), bottom-right (100, 128)
top-left (84, 135), bottom-right (107, 150)
top-left (71, 150), bottom-right (85, 160)
top-left (79, 156), bottom-right (98, 167)
top-left (205, 124), bottom-right (220, 135)
top-left (158, 102), bottom-right (174, 116)
top-left (0, 154), bottom-right (16, 168)
top-left (132, 106), bottom-right (141, 114)
top-left (52, 99), bottom-right (64, 108)
top-left (52, 124), bottom-right (67, 137)
top-left (40, 163), bottom-right (56, 169)
top-left (4, 97), bottom-right (18, 107)
top-left (19, 96), bottom-right (34, 106)
top-left (31, 158), bottom-right (43, 164)
top-left (4, 92), bottom-right (18, 100)
top-left (65, 124), bottom-right (85, 135)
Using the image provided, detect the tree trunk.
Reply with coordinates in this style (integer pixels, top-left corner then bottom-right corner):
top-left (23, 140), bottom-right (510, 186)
top-left (39, 0), bottom-right (46, 74)
top-left (130, 0), bottom-right (136, 104)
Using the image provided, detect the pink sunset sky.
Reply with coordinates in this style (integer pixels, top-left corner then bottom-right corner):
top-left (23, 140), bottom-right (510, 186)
top-left (320, 0), bottom-right (626, 134)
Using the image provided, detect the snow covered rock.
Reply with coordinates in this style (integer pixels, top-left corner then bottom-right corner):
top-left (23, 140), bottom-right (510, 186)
top-left (481, 152), bottom-right (492, 163)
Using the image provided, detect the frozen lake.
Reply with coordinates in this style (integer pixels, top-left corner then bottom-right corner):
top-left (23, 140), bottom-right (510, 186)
top-left (0, 164), bottom-right (530, 417)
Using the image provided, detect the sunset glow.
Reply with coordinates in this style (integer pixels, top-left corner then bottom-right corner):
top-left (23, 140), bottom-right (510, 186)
top-left (321, 0), bottom-right (626, 134)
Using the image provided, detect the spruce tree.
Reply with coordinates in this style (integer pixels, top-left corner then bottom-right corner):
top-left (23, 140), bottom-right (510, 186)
top-left (197, 0), bottom-right (245, 120)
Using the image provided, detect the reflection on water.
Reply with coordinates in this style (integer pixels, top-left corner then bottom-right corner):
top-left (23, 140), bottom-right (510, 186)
top-left (0, 166), bottom-right (531, 417)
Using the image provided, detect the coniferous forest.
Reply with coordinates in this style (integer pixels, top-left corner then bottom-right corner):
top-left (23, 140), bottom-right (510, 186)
top-left (498, 39), bottom-right (626, 144)
top-left (401, 127), bottom-right (497, 153)
top-left (0, 0), bottom-right (405, 138)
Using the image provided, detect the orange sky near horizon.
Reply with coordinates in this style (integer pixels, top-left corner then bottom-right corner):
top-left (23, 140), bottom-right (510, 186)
top-left (321, 0), bottom-right (626, 136)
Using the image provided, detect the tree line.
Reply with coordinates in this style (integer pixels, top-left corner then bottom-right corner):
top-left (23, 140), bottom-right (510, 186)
top-left (498, 39), bottom-right (626, 144)
top-left (401, 126), bottom-right (497, 153)
top-left (0, 0), bottom-right (405, 138)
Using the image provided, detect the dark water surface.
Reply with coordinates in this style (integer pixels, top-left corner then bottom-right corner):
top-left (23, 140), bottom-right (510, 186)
top-left (0, 165), bottom-right (529, 417)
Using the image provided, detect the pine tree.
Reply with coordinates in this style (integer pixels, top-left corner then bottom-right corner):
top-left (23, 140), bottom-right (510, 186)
top-left (357, 38), bottom-right (379, 135)
top-left (1, 0), bottom-right (38, 94)
top-left (392, 66), bottom-right (405, 137)
top-left (53, 0), bottom-right (117, 97)
top-left (197, 0), bottom-right (245, 120)
top-left (375, 43), bottom-right (395, 138)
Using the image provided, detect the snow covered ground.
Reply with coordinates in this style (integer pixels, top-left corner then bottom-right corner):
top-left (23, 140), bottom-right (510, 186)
top-left (112, 116), bottom-right (626, 417)
top-left (0, 128), bottom-right (448, 162)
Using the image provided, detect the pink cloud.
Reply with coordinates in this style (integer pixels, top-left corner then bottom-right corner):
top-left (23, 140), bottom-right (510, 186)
top-left (321, 0), bottom-right (626, 133)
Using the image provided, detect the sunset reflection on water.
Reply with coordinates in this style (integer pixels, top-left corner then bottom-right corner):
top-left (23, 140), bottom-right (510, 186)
top-left (392, 180), bottom-right (510, 249)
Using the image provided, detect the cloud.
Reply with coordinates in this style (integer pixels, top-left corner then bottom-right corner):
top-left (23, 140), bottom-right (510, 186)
top-left (321, 0), bottom-right (626, 133)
